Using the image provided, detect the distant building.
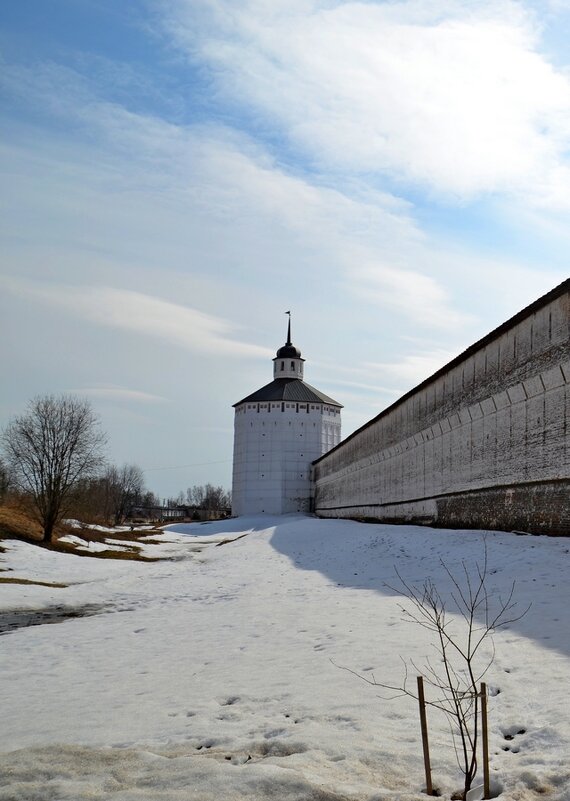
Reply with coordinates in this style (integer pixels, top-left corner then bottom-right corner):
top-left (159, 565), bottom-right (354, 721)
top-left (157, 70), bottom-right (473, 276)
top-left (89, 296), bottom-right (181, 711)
top-left (232, 318), bottom-right (342, 515)
top-left (130, 505), bottom-right (185, 522)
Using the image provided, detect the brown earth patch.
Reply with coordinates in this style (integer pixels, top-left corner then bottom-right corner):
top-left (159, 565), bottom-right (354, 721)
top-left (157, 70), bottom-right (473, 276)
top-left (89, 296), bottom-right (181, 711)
top-left (0, 503), bottom-right (167, 561)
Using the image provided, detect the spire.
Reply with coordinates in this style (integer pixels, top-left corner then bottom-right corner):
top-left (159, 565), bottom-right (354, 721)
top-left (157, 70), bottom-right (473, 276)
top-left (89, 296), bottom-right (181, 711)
top-left (274, 310), bottom-right (304, 379)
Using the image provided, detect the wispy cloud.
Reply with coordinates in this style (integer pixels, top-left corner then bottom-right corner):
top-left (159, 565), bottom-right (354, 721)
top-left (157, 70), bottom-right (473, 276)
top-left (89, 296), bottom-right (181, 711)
top-left (0, 93), bottom-right (471, 330)
top-left (162, 0), bottom-right (570, 206)
top-left (1, 278), bottom-right (272, 359)
top-left (365, 348), bottom-right (462, 387)
top-left (69, 385), bottom-right (169, 404)
top-left (348, 263), bottom-right (474, 329)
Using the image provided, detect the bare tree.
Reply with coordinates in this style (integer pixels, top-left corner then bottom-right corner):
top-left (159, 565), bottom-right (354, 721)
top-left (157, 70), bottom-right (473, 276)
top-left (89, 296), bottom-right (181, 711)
top-left (103, 463), bottom-right (145, 525)
top-left (186, 484), bottom-right (204, 507)
top-left (2, 395), bottom-right (106, 542)
top-left (140, 489), bottom-right (159, 509)
top-left (336, 545), bottom-right (528, 799)
top-left (186, 483), bottom-right (231, 511)
top-left (0, 457), bottom-right (11, 502)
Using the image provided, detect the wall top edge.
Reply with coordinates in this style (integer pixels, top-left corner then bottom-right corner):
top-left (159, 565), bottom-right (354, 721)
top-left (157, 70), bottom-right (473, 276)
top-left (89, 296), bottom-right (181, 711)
top-left (313, 277), bottom-right (570, 467)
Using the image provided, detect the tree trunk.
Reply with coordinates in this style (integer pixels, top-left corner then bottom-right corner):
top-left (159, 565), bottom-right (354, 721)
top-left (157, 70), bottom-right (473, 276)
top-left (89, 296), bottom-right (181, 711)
top-left (43, 508), bottom-right (58, 543)
top-left (43, 519), bottom-right (55, 543)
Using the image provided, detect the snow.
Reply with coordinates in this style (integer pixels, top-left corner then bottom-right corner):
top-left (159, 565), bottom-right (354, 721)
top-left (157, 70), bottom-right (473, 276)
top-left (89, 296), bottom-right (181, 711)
top-left (0, 516), bottom-right (568, 800)
top-left (58, 534), bottom-right (129, 552)
top-left (62, 521), bottom-right (147, 534)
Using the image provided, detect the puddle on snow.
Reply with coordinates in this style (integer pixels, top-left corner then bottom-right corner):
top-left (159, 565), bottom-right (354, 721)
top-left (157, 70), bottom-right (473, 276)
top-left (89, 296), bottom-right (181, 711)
top-left (0, 604), bottom-right (104, 635)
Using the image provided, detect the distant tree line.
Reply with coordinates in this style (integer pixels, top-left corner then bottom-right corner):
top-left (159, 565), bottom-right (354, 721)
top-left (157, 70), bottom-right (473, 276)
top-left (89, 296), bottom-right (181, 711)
top-left (72, 465), bottom-right (155, 525)
top-left (166, 484), bottom-right (231, 513)
top-left (1, 394), bottom-right (230, 542)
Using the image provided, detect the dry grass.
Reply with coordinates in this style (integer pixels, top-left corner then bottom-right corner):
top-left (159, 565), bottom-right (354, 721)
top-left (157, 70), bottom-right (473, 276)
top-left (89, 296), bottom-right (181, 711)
top-left (0, 503), bottom-right (164, 561)
top-left (51, 539), bottom-right (159, 562)
top-left (0, 503), bottom-right (43, 542)
top-left (57, 523), bottom-right (164, 545)
top-left (0, 577), bottom-right (69, 588)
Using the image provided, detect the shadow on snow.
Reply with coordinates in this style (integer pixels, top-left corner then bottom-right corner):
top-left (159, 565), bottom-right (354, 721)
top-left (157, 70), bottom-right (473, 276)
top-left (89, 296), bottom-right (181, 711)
top-left (267, 515), bottom-right (570, 659)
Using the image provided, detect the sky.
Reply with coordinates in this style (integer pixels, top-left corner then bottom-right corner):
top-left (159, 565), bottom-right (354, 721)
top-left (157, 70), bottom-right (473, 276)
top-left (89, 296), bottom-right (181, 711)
top-left (1, 0), bottom-right (570, 500)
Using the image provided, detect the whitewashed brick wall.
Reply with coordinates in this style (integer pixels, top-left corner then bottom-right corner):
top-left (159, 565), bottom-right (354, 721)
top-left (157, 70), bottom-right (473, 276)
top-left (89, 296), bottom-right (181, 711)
top-left (313, 285), bottom-right (570, 535)
top-left (232, 402), bottom-right (341, 515)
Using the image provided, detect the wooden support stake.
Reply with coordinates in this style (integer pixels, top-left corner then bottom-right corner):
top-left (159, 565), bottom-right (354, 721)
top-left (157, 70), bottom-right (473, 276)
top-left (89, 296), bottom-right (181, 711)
top-left (480, 682), bottom-right (490, 800)
top-left (417, 675), bottom-right (434, 796)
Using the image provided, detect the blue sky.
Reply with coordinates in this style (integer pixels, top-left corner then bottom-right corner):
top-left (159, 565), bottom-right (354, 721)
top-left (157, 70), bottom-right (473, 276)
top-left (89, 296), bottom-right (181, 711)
top-left (1, 0), bottom-right (569, 499)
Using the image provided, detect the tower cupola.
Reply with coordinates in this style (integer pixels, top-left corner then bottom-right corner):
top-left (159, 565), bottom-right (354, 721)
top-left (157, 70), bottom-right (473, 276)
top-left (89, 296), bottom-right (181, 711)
top-left (273, 313), bottom-right (305, 379)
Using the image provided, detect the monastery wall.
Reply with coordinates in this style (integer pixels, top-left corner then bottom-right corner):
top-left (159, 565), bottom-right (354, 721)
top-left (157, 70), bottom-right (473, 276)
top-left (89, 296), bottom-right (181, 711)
top-left (313, 281), bottom-right (570, 535)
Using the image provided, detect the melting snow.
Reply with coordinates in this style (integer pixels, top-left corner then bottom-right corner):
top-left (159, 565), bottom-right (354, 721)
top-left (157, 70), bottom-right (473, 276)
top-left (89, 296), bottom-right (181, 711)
top-left (0, 516), bottom-right (568, 800)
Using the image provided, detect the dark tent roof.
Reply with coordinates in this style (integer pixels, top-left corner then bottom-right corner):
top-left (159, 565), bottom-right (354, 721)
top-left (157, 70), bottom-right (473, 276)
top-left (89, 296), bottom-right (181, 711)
top-left (234, 378), bottom-right (342, 407)
top-left (275, 343), bottom-right (303, 359)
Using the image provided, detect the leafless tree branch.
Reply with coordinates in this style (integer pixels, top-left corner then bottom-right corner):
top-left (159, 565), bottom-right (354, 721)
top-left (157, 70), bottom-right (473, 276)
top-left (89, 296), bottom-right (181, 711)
top-left (336, 540), bottom-right (529, 799)
top-left (2, 395), bottom-right (106, 542)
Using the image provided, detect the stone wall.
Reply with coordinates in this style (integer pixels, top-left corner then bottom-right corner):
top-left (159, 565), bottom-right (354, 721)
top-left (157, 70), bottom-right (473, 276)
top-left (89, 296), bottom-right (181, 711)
top-left (232, 401), bottom-right (341, 515)
top-left (312, 280), bottom-right (570, 535)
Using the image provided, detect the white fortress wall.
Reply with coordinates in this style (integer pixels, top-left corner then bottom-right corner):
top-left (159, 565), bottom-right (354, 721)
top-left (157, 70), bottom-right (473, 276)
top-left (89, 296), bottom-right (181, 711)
top-left (313, 281), bottom-right (570, 535)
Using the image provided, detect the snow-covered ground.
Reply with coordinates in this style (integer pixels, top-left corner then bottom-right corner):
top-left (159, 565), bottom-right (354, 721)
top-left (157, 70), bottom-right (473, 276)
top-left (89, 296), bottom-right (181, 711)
top-left (0, 516), bottom-right (568, 800)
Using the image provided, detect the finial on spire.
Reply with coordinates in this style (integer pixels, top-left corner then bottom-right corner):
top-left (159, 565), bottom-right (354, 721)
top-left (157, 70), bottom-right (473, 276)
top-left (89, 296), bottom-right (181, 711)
top-left (285, 310), bottom-right (292, 345)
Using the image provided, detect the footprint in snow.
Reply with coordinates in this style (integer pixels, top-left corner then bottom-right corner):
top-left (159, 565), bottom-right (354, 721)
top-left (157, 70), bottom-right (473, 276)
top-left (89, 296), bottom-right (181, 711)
top-left (501, 727), bottom-right (527, 753)
top-left (195, 738), bottom-right (218, 750)
top-left (220, 695), bottom-right (240, 706)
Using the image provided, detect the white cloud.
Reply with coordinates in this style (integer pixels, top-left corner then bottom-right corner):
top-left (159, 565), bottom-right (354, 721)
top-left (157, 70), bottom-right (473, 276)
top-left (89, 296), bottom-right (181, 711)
top-left (69, 386), bottom-right (169, 404)
top-left (1, 278), bottom-right (272, 360)
top-left (162, 0), bottom-right (570, 204)
top-left (542, 0), bottom-right (570, 10)
top-left (7, 46), bottom-right (564, 332)
top-left (0, 97), bottom-right (469, 331)
top-left (365, 347), bottom-right (462, 386)
top-left (347, 262), bottom-right (474, 329)
top-left (316, 377), bottom-right (403, 396)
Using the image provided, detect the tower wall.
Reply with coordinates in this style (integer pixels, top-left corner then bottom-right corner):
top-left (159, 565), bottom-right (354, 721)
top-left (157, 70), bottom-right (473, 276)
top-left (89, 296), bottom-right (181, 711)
top-left (273, 357), bottom-right (304, 380)
top-left (232, 401), bottom-right (341, 515)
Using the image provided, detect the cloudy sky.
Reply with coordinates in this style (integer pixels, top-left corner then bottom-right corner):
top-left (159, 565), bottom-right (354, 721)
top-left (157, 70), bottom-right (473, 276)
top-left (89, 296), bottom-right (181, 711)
top-left (1, 0), bottom-right (569, 499)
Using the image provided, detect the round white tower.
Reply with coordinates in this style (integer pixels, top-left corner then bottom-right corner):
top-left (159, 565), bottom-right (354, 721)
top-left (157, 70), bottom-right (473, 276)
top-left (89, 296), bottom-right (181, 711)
top-left (232, 317), bottom-right (342, 516)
